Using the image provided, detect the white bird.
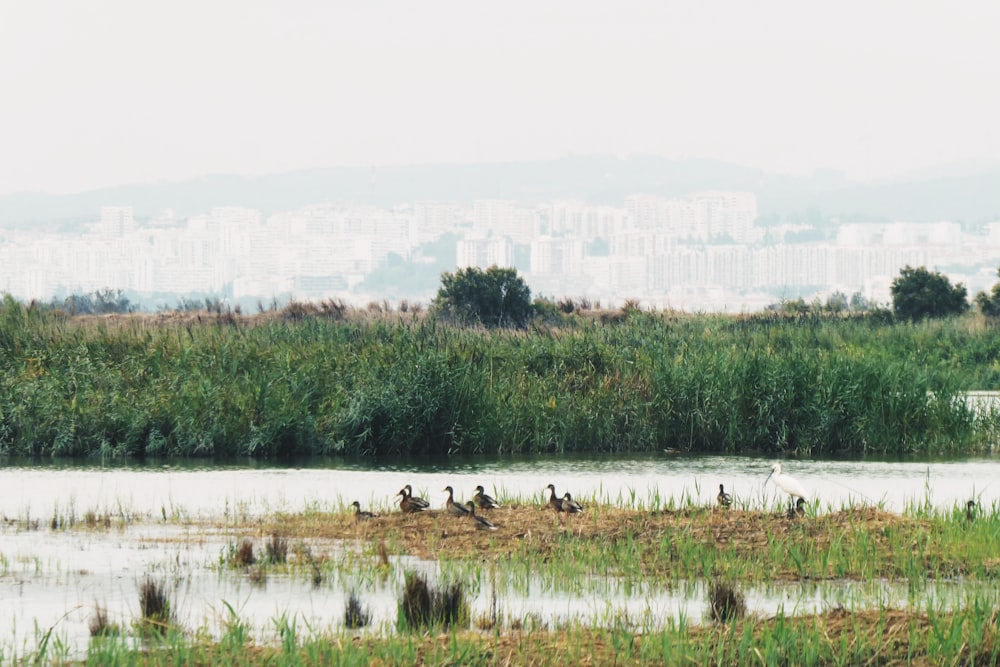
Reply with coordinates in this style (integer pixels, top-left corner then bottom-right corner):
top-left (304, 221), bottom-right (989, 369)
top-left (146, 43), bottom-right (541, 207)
top-left (766, 462), bottom-right (809, 507)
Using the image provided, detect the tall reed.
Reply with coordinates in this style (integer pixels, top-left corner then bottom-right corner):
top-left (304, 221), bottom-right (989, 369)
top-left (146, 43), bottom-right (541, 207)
top-left (0, 299), bottom-right (994, 458)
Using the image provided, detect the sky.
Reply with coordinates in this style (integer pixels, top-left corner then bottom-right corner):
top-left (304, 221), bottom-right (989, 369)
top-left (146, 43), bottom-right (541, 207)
top-left (2, 0), bottom-right (999, 196)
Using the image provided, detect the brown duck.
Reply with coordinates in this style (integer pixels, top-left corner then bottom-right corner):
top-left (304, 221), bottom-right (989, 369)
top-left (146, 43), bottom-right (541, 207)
top-left (351, 501), bottom-right (378, 521)
top-left (545, 484), bottom-right (563, 512)
top-left (473, 485), bottom-right (501, 510)
top-left (465, 501), bottom-right (497, 530)
top-left (397, 485), bottom-right (429, 513)
top-left (561, 492), bottom-right (584, 514)
top-left (785, 497), bottom-right (806, 519)
top-left (717, 484), bottom-right (732, 509)
top-left (443, 486), bottom-right (470, 517)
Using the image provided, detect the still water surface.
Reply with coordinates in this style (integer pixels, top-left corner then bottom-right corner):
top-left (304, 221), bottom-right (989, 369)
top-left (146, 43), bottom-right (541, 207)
top-left (2, 453), bottom-right (998, 518)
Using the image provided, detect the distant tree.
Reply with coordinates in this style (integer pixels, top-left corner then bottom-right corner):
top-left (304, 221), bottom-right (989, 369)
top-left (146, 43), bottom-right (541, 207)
top-left (432, 266), bottom-right (534, 328)
top-left (974, 267), bottom-right (1000, 317)
top-left (823, 291), bottom-right (848, 313)
top-left (777, 297), bottom-right (809, 316)
top-left (890, 265), bottom-right (968, 321)
top-left (52, 288), bottom-right (132, 315)
top-left (849, 291), bottom-right (872, 312)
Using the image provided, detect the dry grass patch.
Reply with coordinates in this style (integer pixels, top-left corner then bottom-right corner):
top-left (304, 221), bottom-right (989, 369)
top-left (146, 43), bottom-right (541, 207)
top-left (242, 503), bottom-right (983, 581)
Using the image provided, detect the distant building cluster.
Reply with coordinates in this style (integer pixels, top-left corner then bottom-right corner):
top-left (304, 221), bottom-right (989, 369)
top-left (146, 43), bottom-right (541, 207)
top-left (0, 191), bottom-right (997, 312)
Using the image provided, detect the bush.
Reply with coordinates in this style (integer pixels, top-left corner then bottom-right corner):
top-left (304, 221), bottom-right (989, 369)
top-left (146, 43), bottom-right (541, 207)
top-left (890, 265), bottom-right (968, 321)
top-left (975, 267), bottom-right (1000, 318)
top-left (432, 266), bottom-right (534, 328)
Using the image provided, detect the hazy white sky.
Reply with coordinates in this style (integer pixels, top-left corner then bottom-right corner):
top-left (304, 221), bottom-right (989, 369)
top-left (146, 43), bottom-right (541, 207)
top-left (2, 0), bottom-right (999, 195)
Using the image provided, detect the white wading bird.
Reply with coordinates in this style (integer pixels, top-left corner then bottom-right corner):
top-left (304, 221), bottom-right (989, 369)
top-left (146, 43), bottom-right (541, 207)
top-left (766, 462), bottom-right (809, 510)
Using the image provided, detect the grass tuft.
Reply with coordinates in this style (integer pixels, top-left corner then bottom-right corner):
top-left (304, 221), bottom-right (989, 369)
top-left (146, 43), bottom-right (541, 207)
top-left (708, 580), bottom-right (746, 623)
top-left (344, 591), bottom-right (371, 629)
top-left (231, 538), bottom-right (256, 567)
top-left (138, 576), bottom-right (172, 634)
top-left (265, 533), bottom-right (288, 564)
top-left (88, 601), bottom-right (120, 637)
top-left (400, 571), bottom-right (468, 630)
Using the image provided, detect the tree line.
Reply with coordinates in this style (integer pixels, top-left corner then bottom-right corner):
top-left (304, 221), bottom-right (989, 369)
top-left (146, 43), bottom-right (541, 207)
top-left (8, 263), bottom-right (1000, 325)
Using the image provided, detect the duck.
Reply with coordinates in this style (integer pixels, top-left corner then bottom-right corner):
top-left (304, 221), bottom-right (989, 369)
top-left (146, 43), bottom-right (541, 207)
top-left (465, 501), bottom-right (497, 530)
top-left (396, 485), bottom-right (430, 513)
top-left (545, 484), bottom-right (563, 512)
top-left (717, 484), bottom-right (732, 509)
top-left (473, 485), bottom-right (501, 510)
top-left (561, 492), bottom-right (584, 514)
top-left (785, 497), bottom-right (806, 519)
top-left (443, 486), bottom-right (470, 517)
top-left (351, 501), bottom-right (378, 521)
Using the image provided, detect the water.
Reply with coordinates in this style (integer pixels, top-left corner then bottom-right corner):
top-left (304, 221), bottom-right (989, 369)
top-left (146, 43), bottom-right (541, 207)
top-left (1, 453), bottom-right (998, 657)
top-left (1, 453), bottom-right (998, 520)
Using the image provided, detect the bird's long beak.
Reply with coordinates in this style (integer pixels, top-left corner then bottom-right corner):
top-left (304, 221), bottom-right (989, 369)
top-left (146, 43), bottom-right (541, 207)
top-left (765, 471), bottom-right (774, 484)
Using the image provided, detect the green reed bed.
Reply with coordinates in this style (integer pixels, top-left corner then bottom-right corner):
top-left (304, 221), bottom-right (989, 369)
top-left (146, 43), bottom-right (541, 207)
top-left (2, 298), bottom-right (999, 458)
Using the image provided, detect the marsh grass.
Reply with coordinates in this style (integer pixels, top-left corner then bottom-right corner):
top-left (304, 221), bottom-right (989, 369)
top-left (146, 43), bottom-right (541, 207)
top-left (344, 591), bottom-right (371, 629)
top-left (399, 571), bottom-right (469, 630)
top-left (708, 580), bottom-right (747, 622)
top-left (253, 500), bottom-right (1000, 585)
top-left (74, 605), bottom-right (1000, 666)
top-left (10, 495), bottom-right (999, 664)
top-left (229, 538), bottom-right (256, 567)
top-left (138, 576), bottom-right (172, 635)
top-left (88, 601), bottom-right (120, 637)
top-left (84, 510), bottom-right (112, 530)
top-left (266, 533), bottom-right (289, 564)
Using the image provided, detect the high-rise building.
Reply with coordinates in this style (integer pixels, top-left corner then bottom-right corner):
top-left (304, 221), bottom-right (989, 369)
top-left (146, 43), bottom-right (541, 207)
top-left (100, 206), bottom-right (136, 238)
top-left (456, 236), bottom-right (514, 270)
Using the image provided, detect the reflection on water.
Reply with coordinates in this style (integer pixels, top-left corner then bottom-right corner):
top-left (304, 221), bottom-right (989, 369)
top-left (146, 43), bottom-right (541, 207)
top-left (1, 453), bottom-right (998, 520)
top-left (0, 521), bottom-right (994, 658)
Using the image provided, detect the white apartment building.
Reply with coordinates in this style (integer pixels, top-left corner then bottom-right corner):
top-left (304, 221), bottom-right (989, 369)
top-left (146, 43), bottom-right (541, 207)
top-left (690, 191), bottom-right (759, 243)
top-left (624, 192), bottom-right (758, 242)
top-left (529, 236), bottom-right (584, 274)
top-left (414, 201), bottom-right (465, 242)
top-left (456, 236), bottom-right (514, 270)
top-left (100, 206), bottom-right (136, 238)
top-left (473, 200), bottom-right (515, 237)
top-left (549, 200), bottom-right (628, 239)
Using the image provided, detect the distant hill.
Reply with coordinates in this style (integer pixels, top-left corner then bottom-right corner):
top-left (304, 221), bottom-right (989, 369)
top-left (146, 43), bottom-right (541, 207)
top-left (1, 155), bottom-right (998, 230)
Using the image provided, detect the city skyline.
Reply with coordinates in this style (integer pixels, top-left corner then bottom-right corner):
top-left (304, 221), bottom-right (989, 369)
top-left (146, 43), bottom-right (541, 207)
top-left (3, 190), bottom-right (997, 315)
top-left (3, 1), bottom-right (1000, 196)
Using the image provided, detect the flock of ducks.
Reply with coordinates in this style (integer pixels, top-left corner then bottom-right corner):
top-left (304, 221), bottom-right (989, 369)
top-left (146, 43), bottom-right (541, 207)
top-left (350, 482), bottom-right (587, 531)
top-left (351, 462), bottom-right (985, 530)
